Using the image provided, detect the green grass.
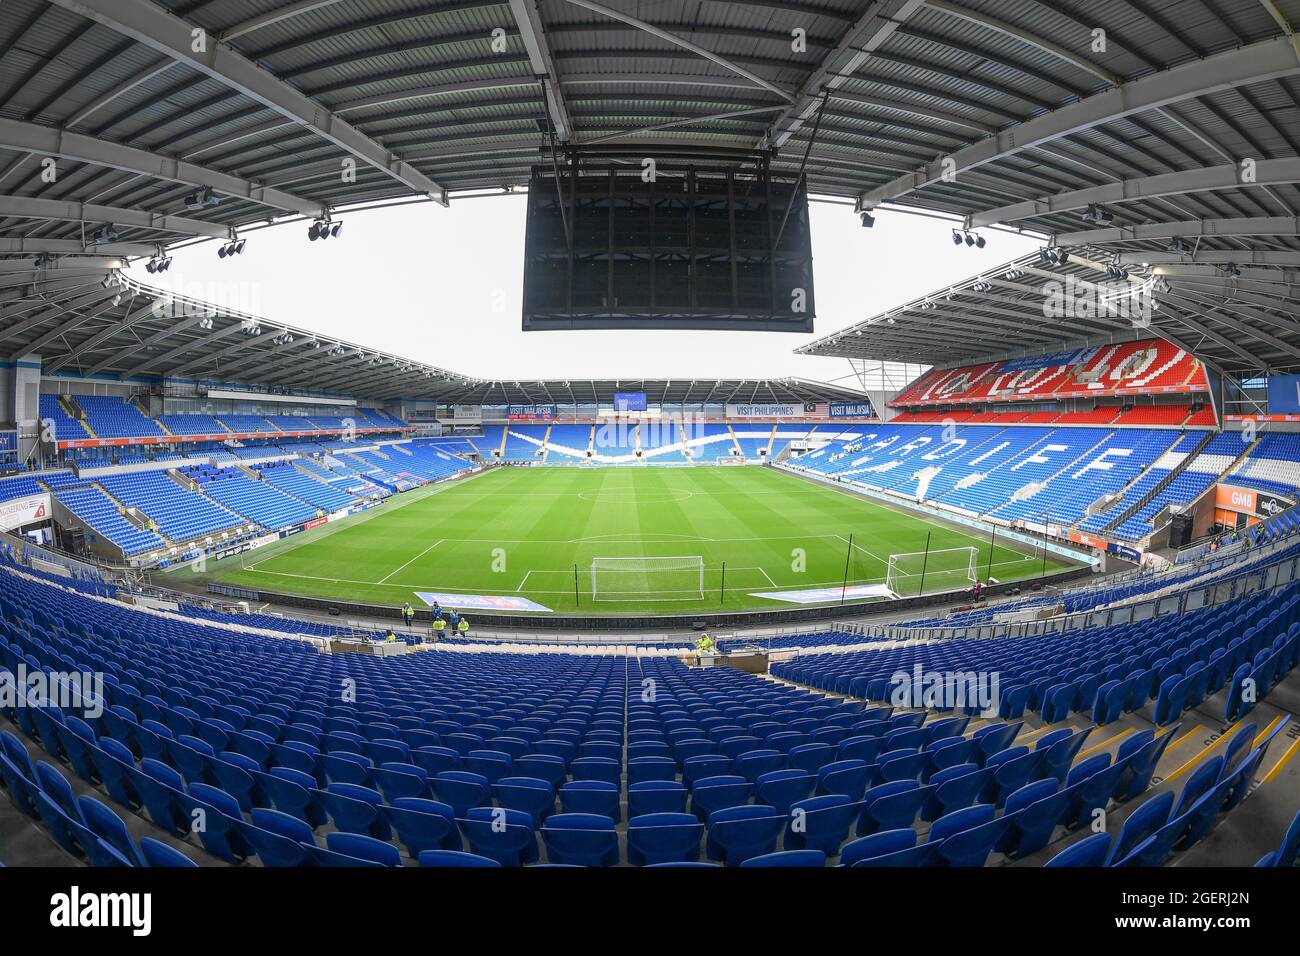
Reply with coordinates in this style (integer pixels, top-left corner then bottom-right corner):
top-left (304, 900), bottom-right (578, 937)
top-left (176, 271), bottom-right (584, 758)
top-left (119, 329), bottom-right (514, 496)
top-left (180, 465), bottom-right (1076, 615)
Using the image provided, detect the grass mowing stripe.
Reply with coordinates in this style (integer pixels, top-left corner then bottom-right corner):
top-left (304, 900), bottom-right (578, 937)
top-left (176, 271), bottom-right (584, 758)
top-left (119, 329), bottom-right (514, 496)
top-left (193, 465), bottom-right (1077, 614)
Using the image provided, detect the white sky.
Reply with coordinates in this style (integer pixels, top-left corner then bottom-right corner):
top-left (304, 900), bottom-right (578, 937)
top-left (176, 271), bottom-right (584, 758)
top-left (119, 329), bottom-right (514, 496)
top-left (126, 195), bottom-right (1038, 389)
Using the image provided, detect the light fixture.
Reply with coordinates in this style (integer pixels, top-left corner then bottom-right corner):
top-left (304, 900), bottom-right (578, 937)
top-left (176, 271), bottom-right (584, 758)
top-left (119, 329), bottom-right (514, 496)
top-left (859, 211), bottom-right (875, 228)
top-left (1080, 203), bottom-right (1113, 225)
top-left (307, 217), bottom-right (341, 241)
top-left (183, 187), bottom-right (221, 210)
top-left (1166, 237), bottom-right (1188, 255)
top-left (93, 223), bottom-right (118, 245)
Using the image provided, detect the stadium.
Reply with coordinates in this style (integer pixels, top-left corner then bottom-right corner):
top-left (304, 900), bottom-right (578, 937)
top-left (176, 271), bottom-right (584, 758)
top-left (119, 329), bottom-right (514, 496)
top-left (0, 0), bottom-right (1297, 920)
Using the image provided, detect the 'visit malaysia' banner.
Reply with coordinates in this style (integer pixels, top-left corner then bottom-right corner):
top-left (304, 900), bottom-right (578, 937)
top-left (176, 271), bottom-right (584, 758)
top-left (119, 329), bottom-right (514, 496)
top-left (508, 404), bottom-right (558, 421)
top-left (829, 402), bottom-right (875, 418)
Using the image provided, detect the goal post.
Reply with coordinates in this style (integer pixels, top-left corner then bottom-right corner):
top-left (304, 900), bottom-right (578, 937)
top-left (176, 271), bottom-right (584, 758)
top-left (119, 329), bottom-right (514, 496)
top-left (590, 555), bottom-right (705, 602)
top-left (885, 546), bottom-right (978, 598)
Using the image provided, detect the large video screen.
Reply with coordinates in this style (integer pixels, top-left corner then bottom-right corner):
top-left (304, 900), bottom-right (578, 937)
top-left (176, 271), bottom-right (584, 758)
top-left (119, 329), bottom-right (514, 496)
top-left (613, 392), bottom-right (647, 412)
top-left (522, 160), bottom-right (815, 332)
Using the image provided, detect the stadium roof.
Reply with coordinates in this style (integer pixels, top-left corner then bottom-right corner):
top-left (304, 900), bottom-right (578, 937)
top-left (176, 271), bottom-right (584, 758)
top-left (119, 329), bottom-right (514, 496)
top-left (0, 0), bottom-right (1297, 381)
top-left (0, 0), bottom-right (1294, 254)
top-left (798, 243), bottom-right (1300, 375)
top-left (0, 256), bottom-right (865, 403)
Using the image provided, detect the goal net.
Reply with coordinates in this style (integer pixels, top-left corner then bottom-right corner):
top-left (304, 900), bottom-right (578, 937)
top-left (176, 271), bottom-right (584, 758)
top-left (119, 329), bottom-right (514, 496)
top-left (590, 556), bottom-right (705, 602)
top-left (885, 546), bottom-right (978, 598)
top-left (715, 456), bottom-right (748, 465)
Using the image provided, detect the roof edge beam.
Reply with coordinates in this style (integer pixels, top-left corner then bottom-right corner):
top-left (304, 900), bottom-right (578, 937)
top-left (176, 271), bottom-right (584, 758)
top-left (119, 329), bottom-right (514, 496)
top-left (48, 0), bottom-right (449, 205)
top-left (858, 34), bottom-right (1300, 209)
top-left (967, 158), bottom-right (1300, 229)
top-left (508, 0), bottom-right (572, 141)
top-left (0, 116), bottom-right (324, 218)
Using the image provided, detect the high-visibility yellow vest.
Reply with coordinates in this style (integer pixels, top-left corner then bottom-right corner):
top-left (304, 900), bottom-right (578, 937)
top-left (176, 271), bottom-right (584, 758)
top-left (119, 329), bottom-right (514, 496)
top-left (458, 619), bottom-right (469, 632)
top-left (434, 620), bottom-right (446, 632)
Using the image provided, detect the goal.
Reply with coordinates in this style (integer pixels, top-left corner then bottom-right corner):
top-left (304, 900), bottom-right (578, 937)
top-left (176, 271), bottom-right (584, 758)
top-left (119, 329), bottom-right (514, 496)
top-left (714, 455), bottom-right (748, 465)
top-left (590, 556), bottom-right (705, 602)
top-left (885, 546), bottom-right (979, 597)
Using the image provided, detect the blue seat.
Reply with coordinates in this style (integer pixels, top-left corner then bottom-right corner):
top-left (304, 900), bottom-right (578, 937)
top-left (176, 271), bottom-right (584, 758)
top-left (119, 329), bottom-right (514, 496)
top-left (1115, 726), bottom-right (1180, 802)
top-left (785, 794), bottom-right (858, 855)
top-left (1107, 790), bottom-right (1175, 865)
top-left (465, 750), bottom-right (513, 785)
top-left (55, 716), bottom-right (99, 784)
top-left (541, 813), bottom-right (620, 866)
top-left (682, 754), bottom-right (730, 788)
top-left (261, 766), bottom-right (327, 827)
top-left (1035, 728), bottom-right (1092, 784)
top-left (705, 804), bottom-right (785, 866)
top-left (211, 752), bottom-right (266, 812)
top-left (492, 777), bottom-right (555, 827)
top-left (139, 837), bottom-right (198, 867)
top-left (1063, 753), bottom-right (1124, 830)
top-left (740, 849), bottom-right (826, 867)
top-left (429, 771), bottom-right (491, 816)
top-left (839, 828), bottom-right (916, 867)
top-left (816, 759), bottom-right (871, 800)
top-left (314, 782), bottom-right (390, 840)
top-left (241, 807), bottom-right (314, 867)
top-left (1044, 831), bottom-right (1112, 867)
top-left (735, 749), bottom-right (786, 784)
top-left (458, 806), bottom-right (539, 866)
top-left (982, 746), bottom-right (1039, 808)
top-left (755, 769), bottom-right (816, 814)
top-left (929, 803), bottom-right (1009, 867)
top-left (690, 775), bottom-right (752, 820)
top-left (31, 790), bottom-right (86, 857)
top-left (78, 795), bottom-right (147, 866)
top-left (321, 751), bottom-right (374, 786)
top-left (184, 782), bottom-right (254, 862)
top-left (921, 764), bottom-right (989, 823)
top-left (34, 760), bottom-right (80, 821)
top-left (998, 778), bottom-right (1069, 857)
top-left (626, 812), bottom-right (704, 866)
top-left (1255, 808), bottom-right (1300, 867)
top-left (134, 757), bottom-right (189, 835)
top-left (787, 743), bottom-right (835, 774)
top-left (627, 780), bottom-right (687, 816)
top-left (66, 814), bottom-right (136, 867)
top-left (382, 797), bottom-right (460, 858)
top-left (371, 764), bottom-right (430, 803)
top-left (412, 746), bottom-right (461, 777)
top-left (857, 780), bottom-right (929, 836)
top-left (419, 849), bottom-right (500, 867)
top-left (325, 831), bottom-right (403, 867)
top-left (89, 737), bottom-right (143, 812)
top-left (627, 756), bottom-right (676, 784)
top-left (570, 756), bottom-right (619, 785)
top-left (559, 780), bottom-right (620, 817)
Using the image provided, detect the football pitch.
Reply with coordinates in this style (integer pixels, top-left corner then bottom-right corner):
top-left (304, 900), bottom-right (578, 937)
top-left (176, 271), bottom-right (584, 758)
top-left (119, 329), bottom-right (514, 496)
top-left (186, 465), bottom-right (1078, 615)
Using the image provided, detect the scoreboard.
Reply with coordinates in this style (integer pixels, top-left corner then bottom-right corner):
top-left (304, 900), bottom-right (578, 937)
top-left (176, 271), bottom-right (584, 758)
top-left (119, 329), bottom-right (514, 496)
top-left (522, 153), bottom-right (815, 332)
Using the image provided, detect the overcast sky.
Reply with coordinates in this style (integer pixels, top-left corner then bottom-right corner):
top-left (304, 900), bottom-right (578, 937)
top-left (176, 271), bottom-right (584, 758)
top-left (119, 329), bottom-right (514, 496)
top-left (127, 194), bottom-right (1038, 388)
